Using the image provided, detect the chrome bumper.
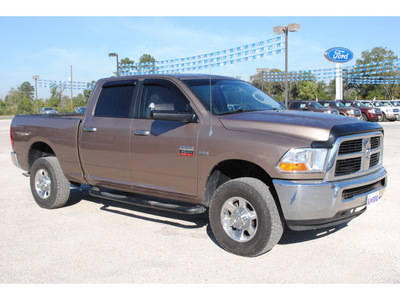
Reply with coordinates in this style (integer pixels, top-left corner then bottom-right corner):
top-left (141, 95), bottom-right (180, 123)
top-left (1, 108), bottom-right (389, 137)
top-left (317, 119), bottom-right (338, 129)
top-left (273, 166), bottom-right (387, 230)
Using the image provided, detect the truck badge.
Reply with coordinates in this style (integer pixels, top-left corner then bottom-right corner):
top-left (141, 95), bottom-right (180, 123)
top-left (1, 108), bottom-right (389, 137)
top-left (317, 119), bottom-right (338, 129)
top-left (179, 146), bottom-right (194, 157)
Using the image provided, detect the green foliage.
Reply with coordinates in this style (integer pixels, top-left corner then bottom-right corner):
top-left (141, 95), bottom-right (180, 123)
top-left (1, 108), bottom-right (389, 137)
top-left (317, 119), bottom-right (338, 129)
top-left (355, 46), bottom-right (399, 100)
top-left (121, 57), bottom-right (134, 65)
top-left (0, 98), bottom-right (6, 114)
top-left (17, 96), bottom-right (33, 114)
top-left (298, 81), bottom-right (318, 100)
top-left (139, 54), bottom-right (156, 64)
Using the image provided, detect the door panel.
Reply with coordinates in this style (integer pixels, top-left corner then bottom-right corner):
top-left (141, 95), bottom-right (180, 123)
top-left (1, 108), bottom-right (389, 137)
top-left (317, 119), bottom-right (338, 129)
top-left (131, 118), bottom-right (199, 196)
top-left (131, 80), bottom-right (200, 197)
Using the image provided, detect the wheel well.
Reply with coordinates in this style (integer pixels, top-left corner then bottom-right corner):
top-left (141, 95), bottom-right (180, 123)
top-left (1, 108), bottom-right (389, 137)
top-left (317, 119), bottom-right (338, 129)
top-left (204, 160), bottom-right (274, 206)
top-left (28, 142), bottom-right (55, 170)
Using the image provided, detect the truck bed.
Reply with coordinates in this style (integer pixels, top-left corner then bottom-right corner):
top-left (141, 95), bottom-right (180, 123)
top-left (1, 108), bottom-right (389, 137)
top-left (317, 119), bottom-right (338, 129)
top-left (11, 114), bottom-right (84, 184)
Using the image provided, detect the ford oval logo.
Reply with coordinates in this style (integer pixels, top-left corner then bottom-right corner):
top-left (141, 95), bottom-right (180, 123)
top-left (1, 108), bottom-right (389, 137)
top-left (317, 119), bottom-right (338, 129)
top-left (324, 47), bottom-right (354, 63)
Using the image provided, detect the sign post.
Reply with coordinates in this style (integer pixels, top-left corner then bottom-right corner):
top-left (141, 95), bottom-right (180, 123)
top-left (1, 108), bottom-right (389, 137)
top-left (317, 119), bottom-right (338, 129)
top-left (324, 47), bottom-right (353, 100)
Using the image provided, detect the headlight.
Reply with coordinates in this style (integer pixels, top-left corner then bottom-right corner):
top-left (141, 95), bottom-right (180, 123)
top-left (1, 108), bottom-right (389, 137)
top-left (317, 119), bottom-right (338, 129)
top-left (368, 109), bottom-right (376, 113)
top-left (348, 109), bottom-right (355, 114)
top-left (277, 148), bottom-right (328, 173)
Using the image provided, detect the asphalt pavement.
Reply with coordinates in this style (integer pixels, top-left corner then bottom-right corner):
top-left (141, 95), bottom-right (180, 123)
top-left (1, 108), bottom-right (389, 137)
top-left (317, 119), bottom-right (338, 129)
top-left (1, 118), bottom-right (399, 285)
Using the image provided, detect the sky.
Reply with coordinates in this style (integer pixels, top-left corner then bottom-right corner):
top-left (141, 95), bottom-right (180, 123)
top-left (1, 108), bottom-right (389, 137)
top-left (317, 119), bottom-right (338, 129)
top-left (1, 1), bottom-right (399, 99)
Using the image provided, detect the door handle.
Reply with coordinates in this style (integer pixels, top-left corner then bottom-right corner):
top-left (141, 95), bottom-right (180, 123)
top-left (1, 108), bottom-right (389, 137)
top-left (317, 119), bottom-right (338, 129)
top-left (83, 127), bottom-right (97, 132)
top-left (134, 130), bottom-right (150, 136)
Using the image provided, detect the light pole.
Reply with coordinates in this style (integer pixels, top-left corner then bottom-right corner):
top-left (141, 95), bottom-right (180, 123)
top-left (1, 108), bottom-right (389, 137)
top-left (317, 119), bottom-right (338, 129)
top-left (32, 75), bottom-right (40, 114)
top-left (273, 23), bottom-right (300, 108)
top-left (109, 53), bottom-right (119, 76)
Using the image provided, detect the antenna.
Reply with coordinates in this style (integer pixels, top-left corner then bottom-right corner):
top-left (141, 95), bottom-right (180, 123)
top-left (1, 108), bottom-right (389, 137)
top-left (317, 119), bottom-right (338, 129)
top-left (209, 66), bottom-right (213, 136)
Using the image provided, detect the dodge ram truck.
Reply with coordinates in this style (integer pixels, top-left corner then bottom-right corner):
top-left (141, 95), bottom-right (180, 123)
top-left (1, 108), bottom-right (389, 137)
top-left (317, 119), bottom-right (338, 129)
top-left (10, 74), bottom-right (387, 257)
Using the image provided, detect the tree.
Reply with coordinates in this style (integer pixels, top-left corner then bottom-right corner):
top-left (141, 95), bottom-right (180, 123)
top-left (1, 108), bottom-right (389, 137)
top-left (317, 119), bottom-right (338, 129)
top-left (46, 86), bottom-right (63, 110)
top-left (298, 81), bottom-right (318, 100)
top-left (0, 98), bottom-right (6, 115)
top-left (121, 57), bottom-right (135, 65)
top-left (139, 54), bottom-right (156, 64)
top-left (18, 81), bottom-right (35, 101)
top-left (355, 46), bottom-right (399, 99)
top-left (17, 96), bottom-right (33, 114)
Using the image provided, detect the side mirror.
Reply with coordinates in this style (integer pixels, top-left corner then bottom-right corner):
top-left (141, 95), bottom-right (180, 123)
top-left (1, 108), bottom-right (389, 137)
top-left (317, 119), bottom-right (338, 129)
top-left (151, 110), bottom-right (196, 123)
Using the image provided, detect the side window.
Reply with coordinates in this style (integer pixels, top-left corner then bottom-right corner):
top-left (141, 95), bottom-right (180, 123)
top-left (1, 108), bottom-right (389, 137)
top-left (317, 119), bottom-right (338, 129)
top-left (94, 84), bottom-right (136, 118)
top-left (140, 84), bottom-right (191, 119)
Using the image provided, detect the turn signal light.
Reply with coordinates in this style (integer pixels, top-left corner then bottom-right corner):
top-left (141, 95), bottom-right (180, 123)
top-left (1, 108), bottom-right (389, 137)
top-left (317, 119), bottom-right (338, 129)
top-left (279, 162), bottom-right (309, 172)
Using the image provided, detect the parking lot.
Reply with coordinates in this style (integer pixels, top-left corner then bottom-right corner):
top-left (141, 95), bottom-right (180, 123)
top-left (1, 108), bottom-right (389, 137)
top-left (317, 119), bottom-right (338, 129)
top-left (0, 118), bottom-right (399, 284)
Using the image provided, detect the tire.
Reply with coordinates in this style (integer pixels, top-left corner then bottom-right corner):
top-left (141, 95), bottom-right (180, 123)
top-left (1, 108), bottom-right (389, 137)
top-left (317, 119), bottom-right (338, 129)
top-left (209, 178), bottom-right (283, 257)
top-left (361, 113), bottom-right (368, 122)
top-left (382, 112), bottom-right (388, 122)
top-left (30, 157), bottom-right (70, 209)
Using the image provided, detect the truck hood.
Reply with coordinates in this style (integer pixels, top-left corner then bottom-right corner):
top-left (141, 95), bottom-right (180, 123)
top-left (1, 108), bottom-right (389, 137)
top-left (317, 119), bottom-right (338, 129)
top-left (219, 110), bottom-right (369, 144)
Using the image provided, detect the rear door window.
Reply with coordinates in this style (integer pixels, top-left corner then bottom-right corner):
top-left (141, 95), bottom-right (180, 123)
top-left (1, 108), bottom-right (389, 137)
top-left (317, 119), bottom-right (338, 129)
top-left (94, 80), bottom-right (137, 118)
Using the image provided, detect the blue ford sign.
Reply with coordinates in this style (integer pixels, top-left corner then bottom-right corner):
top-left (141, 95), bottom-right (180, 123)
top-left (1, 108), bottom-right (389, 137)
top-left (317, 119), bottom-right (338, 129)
top-left (324, 47), bottom-right (354, 63)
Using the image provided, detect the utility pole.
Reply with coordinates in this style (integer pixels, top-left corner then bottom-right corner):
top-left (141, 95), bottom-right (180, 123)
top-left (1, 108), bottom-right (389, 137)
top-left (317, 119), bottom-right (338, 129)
top-left (70, 65), bottom-right (73, 113)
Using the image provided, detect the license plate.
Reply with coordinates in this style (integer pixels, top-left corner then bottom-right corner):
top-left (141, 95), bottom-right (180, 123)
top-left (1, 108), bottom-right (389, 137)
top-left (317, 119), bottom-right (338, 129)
top-left (367, 191), bottom-right (379, 208)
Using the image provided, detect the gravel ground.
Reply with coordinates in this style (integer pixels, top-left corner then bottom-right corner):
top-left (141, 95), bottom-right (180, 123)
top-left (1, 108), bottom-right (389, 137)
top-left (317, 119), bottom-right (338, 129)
top-left (1, 118), bottom-right (399, 287)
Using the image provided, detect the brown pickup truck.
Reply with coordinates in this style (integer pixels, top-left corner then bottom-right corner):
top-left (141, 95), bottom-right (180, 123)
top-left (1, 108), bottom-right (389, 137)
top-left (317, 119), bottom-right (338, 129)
top-left (10, 74), bottom-right (387, 257)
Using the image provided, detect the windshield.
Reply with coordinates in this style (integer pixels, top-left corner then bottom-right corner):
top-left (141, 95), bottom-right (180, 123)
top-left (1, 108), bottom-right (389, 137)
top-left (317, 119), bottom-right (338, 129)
top-left (372, 101), bottom-right (382, 107)
top-left (331, 101), bottom-right (345, 107)
top-left (307, 101), bottom-right (324, 108)
top-left (352, 102), bottom-right (365, 108)
top-left (391, 101), bottom-right (400, 106)
top-left (183, 79), bottom-right (282, 115)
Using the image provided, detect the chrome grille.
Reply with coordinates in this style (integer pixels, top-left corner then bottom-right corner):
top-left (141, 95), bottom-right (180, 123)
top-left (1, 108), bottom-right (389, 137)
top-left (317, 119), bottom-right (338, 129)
top-left (335, 157), bottom-right (362, 176)
top-left (325, 132), bottom-right (383, 181)
top-left (338, 139), bottom-right (362, 154)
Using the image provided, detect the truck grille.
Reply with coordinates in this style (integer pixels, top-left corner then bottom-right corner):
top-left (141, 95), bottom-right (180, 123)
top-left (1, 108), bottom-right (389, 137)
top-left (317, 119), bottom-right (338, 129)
top-left (326, 132), bottom-right (383, 181)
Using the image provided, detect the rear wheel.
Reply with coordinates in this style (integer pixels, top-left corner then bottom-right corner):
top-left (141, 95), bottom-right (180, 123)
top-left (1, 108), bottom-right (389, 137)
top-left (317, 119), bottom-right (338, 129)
top-left (30, 157), bottom-right (70, 209)
top-left (209, 177), bottom-right (283, 257)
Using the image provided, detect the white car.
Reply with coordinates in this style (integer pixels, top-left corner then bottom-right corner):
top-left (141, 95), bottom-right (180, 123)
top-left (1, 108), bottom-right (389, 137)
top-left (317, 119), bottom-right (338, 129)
top-left (39, 107), bottom-right (58, 114)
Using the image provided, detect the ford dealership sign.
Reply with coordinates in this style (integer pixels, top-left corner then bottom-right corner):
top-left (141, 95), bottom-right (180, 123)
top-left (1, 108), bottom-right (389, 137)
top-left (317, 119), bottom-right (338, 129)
top-left (324, 47), bottom-right (354, 63)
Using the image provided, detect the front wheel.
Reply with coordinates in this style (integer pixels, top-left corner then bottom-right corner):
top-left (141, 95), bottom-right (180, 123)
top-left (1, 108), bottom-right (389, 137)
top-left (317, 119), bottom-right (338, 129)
top-left (209, 178), bottom-right (283, 257)
top-left (30, 157), bottom-right (70, 209)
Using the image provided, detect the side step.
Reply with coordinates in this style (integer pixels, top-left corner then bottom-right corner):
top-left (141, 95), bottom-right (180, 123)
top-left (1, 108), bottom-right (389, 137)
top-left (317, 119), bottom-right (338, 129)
top-left (89, 188), bottom-right (206, 215)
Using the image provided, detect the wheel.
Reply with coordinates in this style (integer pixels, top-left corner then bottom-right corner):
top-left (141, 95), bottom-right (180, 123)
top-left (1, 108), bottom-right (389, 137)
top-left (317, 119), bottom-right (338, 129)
top-left (361, 113), bottom-right (368, 122)
top-left (30, 157), bottom-right (70, 209)
top-left (381, 112), bottom-right (388, 122)
top-left (209, 177), bottom-right (283, 257)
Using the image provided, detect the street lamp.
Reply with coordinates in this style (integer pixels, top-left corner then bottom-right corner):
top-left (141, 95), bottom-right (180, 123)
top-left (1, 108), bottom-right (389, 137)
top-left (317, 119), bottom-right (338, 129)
top-left (109, 52), bottom-right (119, 76)
top-left (32, 75), bottom-right (40, 114)
top-left (273, 23), bottom-right (300, 108)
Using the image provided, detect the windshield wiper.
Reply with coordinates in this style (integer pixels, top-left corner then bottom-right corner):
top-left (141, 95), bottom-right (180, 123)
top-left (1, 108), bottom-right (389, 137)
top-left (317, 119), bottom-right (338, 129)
top-left (219, 109), bottom-right (259, 115)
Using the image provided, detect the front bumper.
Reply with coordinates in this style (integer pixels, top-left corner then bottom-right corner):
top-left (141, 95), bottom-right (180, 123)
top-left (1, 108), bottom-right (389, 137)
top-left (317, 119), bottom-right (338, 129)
top-left (273, 166), bottom-right (387, 230)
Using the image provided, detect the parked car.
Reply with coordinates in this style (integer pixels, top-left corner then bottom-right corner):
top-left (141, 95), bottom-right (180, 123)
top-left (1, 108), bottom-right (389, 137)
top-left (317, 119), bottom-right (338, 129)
top-left (361, 100), bottom-right (399, 121)
top-left (39, 107), bottom-right (58, 114)
top-left (380, 100), bottom-right (400, 120)
top-left (318, 100), bottom-right (362, 119)
top-left (287, 100), bottom-right (339, 115)
top-left (339, 100), bottom-right (382, 122)
top-left (75, 107), bottom-right (86, 114)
